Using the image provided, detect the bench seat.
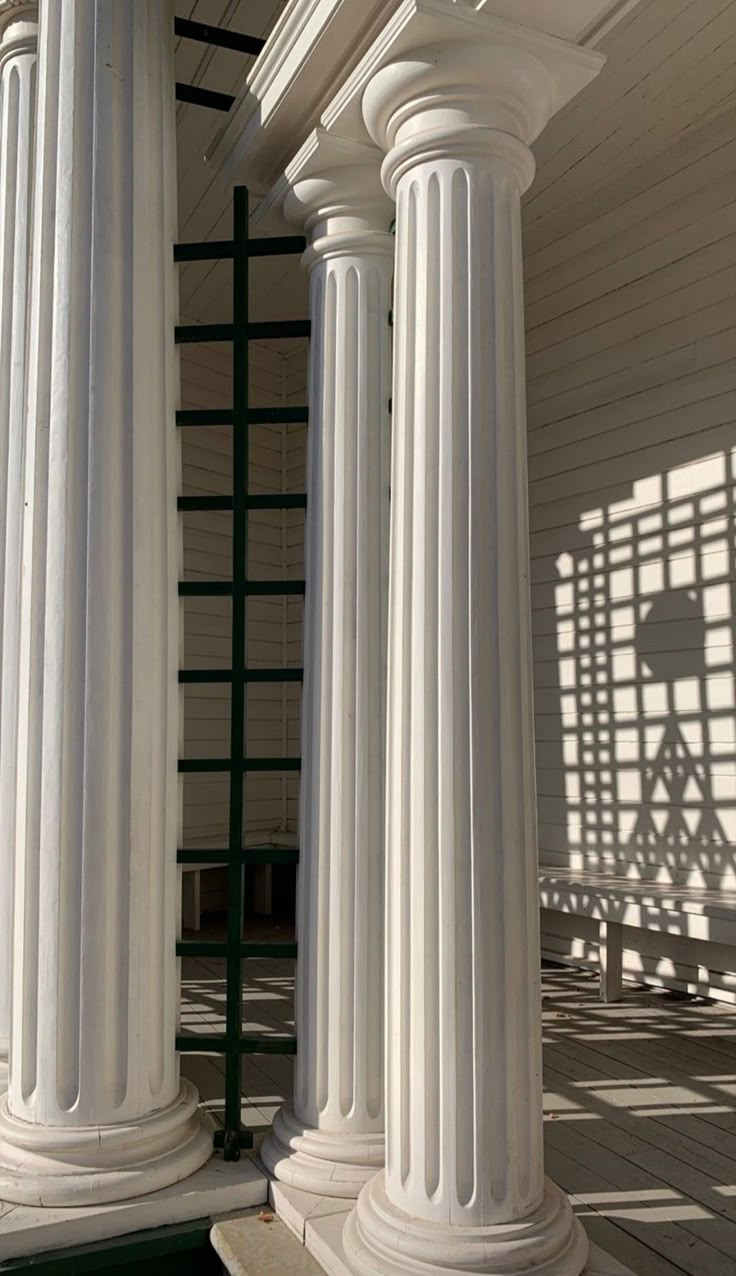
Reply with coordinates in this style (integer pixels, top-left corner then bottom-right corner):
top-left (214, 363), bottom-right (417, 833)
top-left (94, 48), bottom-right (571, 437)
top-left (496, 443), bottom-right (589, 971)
top-left (182, 832), bottom-right (297, 930)
top-left (539, 869), bottom-right (736, 1001)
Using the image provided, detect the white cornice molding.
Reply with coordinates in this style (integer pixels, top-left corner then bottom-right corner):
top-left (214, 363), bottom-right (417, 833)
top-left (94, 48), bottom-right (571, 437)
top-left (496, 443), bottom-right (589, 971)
top-left (206, 0), bottom-right (396, 194)
top-left (577, 0), bottom-right (643, 46)
top-left (258, 4), bottom-right (603, 225)
top-left (324, 2), bottom-right (604, 151)
top-left (206, 0), bottom-right (634, 194)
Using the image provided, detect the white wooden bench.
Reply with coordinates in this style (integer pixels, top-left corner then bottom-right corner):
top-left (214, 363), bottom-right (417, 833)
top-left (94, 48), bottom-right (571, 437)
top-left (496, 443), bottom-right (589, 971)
top-left (181, 832), bottom-right (297, 930)
top-left (539, 869), bottom-right (736, 1002)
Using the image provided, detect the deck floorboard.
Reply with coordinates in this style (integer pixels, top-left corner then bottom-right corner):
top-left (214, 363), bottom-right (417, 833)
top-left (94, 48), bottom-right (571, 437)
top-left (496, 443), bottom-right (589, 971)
top-left (180, 955), bottom-right (736, 1276)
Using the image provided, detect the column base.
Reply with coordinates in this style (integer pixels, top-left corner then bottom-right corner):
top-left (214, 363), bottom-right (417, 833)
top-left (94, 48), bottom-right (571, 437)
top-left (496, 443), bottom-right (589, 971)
top-left (0, 1078), bottom-right (214, 1206)
top-left (343, 1172), bottom-right (589, 1276)
top-left (261, 1103), bottom-right (384, 1199)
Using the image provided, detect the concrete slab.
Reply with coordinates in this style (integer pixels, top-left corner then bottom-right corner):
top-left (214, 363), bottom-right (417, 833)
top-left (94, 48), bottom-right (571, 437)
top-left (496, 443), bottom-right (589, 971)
top-left (0, 1153), bottom-right (268, 1261)
top-left (212, 1213), bottom-right (324, 1275)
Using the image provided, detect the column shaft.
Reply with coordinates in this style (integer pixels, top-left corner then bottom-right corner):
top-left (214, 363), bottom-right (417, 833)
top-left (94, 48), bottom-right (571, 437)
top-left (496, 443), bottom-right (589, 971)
top-left (261, 154), bottom-right (392, 1196)
top-left (0, 3), bottom-right (37, 1092)
top-left (297, 249), bottom-right (390, 1133)
top-left (345, 31), bottom-right (603, 1276)
top-left (0, 0), bottom-right (211, 1205)
top-left (385, 151), bottom-right (543, 1227)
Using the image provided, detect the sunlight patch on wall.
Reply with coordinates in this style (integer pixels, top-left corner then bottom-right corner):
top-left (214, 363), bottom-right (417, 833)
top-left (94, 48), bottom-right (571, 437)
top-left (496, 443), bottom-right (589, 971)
top-left (550, 450), bottom-right (736, 890)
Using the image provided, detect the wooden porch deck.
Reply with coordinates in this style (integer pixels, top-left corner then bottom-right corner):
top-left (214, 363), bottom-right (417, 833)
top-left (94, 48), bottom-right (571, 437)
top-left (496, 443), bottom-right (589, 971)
top-left (180, 957), bottom-right (736, 1276)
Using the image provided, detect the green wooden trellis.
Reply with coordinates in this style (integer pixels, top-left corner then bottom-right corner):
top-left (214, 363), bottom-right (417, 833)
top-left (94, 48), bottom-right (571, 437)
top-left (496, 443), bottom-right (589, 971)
top-left (174, 188), bottom-right (309, 1160)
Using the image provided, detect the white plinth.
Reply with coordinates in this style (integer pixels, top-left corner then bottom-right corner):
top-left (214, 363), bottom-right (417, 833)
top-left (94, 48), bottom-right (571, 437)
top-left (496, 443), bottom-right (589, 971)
top-left (0, 1149), bottom-right (268, 1261)
top-left (253, 1182), bottom-right (637, 1276)
top-left (0, 1079), bottom-right (213, 1208)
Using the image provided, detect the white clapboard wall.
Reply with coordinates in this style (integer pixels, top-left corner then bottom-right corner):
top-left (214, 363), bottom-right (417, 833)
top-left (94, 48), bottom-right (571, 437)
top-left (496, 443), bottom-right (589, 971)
top-left (175, 0), bottom-right (736, 975)
top-left (524, 0), bottom-right (736, 997)
top-left (179, 338), bottom-right (307, 912)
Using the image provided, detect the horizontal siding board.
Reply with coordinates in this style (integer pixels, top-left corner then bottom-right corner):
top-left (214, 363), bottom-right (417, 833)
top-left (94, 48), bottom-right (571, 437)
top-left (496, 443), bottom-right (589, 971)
top-left (527, 296), bottom-right (734, 406)
top-left (525, 169), bottom-right (736, 310)
top-left (529, 360), bottom-right (736, 460)
top-left (527, 265), bottom-right (736, 384)
top-left (526, 200), bottom-right (735, 331)
top-left (531, 368), bottom-right (734, 481)
top-left (525, 136), bottom-right (736, 283)
top-left (180, 344), bottom-right (302, 842)
top-left (527, 0), bottom-right (736, 222)
top-left (526, 9), bottom-right (736, 990)
top-left (530, 418), bottom-right (734, 510)
top-left (526, 102), bottom-right (736, 257)
top-left (528, 329), bottom-right (734, 437)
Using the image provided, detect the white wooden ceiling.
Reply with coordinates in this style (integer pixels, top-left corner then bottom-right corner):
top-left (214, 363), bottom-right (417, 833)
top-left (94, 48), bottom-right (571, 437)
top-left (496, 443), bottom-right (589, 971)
top-left (175, 0), bottom-right (736, 332)
top-left (527, 0), bottom-right (736, 254)
top-left (175, 0), bottom-right (307, 337)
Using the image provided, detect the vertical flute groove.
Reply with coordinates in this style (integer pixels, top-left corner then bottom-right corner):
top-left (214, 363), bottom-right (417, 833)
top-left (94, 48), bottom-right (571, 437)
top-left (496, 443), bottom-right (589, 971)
top-left (395, 177), bottom-right (417, 1194)
top-left (0, 9), bottom-right (37, 1086)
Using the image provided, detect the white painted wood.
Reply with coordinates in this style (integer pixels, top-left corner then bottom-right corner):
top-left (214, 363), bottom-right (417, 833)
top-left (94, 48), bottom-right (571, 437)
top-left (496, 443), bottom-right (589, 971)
top-left (541, 902), bottom-right (736, 1005)
top-left (540, 870), bottom-right (736, 1005)
top-left (207, 0), bottom-right (630, 195)
top-left (0, 0), bottom-right (211, 1206)
top-left (261, 135), bottom-right (392, 1198)
top-left (345, 24), bottom-right (602, 1276)
top-left (0, 0), bottom-right (37, 1096)
top-left (527, 0), bottom-right (736, 232)
top-left (182, 865), bottom-right (205, 932)
top-left (540, 872), bottom-right (736, 936)
top-left (526, 7), bottom-right (736, 998)
top-left (599, 921), bottom-right (624, 1003)
top-left (184, 955), bottom-right (736, 1276)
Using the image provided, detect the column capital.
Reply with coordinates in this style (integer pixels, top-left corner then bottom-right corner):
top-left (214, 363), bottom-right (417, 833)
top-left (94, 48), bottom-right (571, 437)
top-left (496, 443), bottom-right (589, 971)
top-left (280, 130), bottom-right (393, 269)
top-left (0, 1), bottom-right (36, 62)
top-left (362, 29), bottom-right (602, 196)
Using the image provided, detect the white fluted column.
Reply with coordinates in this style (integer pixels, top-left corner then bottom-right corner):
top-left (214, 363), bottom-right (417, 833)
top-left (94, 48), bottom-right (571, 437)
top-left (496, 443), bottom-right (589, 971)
top-left (345, 34), bottom-right (602, 1276)
top-left (0, 1), bottom-right (36, 1096)
top-left (261, 143), bottom-right (392, 1196)
top-left (0, 0), bottom-right (212, 1205)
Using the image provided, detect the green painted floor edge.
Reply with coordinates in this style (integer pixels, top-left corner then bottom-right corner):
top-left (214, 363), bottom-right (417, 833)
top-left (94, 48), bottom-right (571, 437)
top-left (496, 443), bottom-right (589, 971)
top-left (0, 1219), bottom-right (218, 1275)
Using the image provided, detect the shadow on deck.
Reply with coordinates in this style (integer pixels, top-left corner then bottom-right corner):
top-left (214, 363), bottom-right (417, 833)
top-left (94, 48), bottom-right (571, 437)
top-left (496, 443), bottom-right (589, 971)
top-left (180, 952), bottom-right (736, 1276)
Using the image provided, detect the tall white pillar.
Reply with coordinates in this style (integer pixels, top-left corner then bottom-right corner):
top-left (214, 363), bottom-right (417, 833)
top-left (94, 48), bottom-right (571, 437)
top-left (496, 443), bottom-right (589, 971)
top-left (261, 141), bottom-right (392, 1197)
top-left (345, 34), bottom-right (602, 1276)
top-left (0, 1), bottom-right (37, 1095)
top-left (0, 0), bottom-right (212, 1205)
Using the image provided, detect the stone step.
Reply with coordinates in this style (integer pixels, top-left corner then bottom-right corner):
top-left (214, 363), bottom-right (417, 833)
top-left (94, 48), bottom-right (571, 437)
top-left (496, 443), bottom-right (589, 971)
top-left (211, 1212), bottom-right (324, 1276)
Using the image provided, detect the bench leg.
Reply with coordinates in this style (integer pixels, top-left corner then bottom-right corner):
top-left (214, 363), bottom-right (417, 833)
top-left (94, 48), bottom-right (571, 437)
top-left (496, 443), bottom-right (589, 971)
top-left (192, 870), bottom-right (201, 933)
top-left (599, 921), bottom-right (623, 1002)
top-left (253, 864), bottom-right (273, 917)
